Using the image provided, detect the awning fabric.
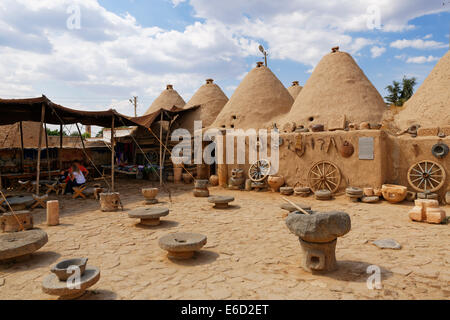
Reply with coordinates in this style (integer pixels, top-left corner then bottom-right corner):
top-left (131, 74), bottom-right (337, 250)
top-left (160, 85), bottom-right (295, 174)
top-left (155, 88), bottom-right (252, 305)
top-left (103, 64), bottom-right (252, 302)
top-left (0, 95), bottom-right (198, 128)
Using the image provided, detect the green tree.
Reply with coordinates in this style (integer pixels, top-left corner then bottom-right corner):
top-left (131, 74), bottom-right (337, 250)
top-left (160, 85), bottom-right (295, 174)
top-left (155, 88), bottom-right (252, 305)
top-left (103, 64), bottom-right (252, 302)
top-left (46, 128), bottom-right (67, 136)
top-left (385, 76), bottom-right (417, 106)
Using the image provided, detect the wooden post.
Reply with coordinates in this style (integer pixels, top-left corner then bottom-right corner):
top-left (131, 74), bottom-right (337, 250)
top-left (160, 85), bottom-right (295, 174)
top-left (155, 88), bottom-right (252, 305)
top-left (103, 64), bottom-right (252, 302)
top-left (161, 112), bottom-right (172, 183)
top-left (59, 124), bottom-right (63, 171)
top-left (111, 117), bottom-right (115, 192)
top-left (159, 111), bottom-right (163, 186)
top-left (47, 200), bottom-right (60, 226)
top-left (36, 104), bottom-right (46, 195)
top-left (44, 123), bottom-right (51, 181)
top-left (19, 121), bottom-right (24, 172)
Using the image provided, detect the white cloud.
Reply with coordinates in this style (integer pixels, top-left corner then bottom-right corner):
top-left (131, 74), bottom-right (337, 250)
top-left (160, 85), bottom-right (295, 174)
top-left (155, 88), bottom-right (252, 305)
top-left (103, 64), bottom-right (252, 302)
top-left (423, 34), bottom-right (432, 39)
top-left (0, 0), bottom-right (449, 113)
top-left (406, 55), bottom-right (439, 64)
top-left (390, 39), bottom-right (448, 50)
top-left (370, 46), bottom-right (386, 58)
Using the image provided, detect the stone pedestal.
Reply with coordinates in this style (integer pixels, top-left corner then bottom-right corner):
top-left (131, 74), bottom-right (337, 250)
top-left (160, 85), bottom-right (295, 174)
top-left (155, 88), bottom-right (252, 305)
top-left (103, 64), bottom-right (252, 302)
top-left (0, 229), bottom-right (48, 263)
top-left (193, 180), bottom-right (209, 197)
top-left (128, 207), bottom-right (169, 226)
top-left (208, 196), bottom-right (235, 209)
top-left (299, 238), bottom-right (337, 272)
top-left (159, 232), bottom-right (207, 260)
top-left (99, 193), bottom-right (121, 212)
top-left (47, 200), bottom-right (60, 226)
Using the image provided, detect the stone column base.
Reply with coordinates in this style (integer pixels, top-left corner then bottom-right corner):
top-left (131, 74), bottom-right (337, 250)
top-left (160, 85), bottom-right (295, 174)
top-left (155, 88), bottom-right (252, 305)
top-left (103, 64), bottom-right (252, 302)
top-left (299, 238), bottom-right (337, 273)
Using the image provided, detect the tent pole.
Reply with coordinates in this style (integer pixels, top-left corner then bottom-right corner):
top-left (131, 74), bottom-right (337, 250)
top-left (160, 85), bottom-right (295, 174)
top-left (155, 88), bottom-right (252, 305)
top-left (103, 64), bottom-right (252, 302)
top-left (36, 104), bottom-right (46, 195)
top-left (161, 112), bottom-right (172, 182)
top-left (159, 112), bottom-right (163, 186)
top-left (19, 121), bottom-right (24, 172)
top-left (59, 124), bottom-right (63, 171)
top-left (44, 123), bottom-right (51, 181)
top-left (111, 118), bottom-right (115, 192)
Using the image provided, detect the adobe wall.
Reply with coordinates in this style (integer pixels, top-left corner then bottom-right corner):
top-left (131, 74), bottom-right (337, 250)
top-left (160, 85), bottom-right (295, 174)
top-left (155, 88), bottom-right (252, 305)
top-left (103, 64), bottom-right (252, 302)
top-left (225, 130), bottom-right (385, 192)
top-left (384, 134), bottom-right (450, 199)
top-left (222, 129), bottom-right (449, 199)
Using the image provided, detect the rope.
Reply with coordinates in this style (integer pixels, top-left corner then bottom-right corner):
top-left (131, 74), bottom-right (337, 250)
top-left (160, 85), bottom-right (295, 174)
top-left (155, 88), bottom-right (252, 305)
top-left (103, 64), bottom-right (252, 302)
top-left (118, 117), bottom-right (173, 203)
top-left (145, 127), bottom-right (196, 181)
top-left (0, 190), bottom-right (25, 231)
top-left (48, 104), bottom-right (111, 189)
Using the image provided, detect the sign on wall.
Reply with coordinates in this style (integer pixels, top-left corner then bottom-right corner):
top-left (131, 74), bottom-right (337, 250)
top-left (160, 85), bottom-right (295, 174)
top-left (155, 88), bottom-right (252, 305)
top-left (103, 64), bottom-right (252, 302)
top-left (359, 137), bottom-right (374, 160)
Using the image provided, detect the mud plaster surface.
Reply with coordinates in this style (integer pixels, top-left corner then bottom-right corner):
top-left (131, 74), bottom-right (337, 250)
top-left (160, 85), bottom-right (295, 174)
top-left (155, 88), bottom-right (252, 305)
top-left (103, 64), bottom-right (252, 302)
top-left (0, 179), bottom-right (448, 300)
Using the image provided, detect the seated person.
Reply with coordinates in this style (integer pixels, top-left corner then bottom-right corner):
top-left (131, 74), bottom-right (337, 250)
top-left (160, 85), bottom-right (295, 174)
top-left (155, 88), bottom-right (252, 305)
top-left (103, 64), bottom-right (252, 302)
top-left (64, 164), bottom-right (87, 194)
top-left (58, 170), bottom-right (67, 183)
top-left (65, 161), bottom-right (89, 182)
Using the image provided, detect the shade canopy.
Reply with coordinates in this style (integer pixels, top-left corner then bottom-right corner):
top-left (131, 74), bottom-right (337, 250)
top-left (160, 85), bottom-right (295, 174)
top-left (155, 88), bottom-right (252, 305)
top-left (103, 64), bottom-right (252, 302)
top-left (0, 95), bottom-right (197, 128)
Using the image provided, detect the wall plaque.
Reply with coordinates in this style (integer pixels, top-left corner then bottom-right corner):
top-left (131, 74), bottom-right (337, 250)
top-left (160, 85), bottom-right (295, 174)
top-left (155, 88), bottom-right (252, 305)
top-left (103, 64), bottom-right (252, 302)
top-left (359, 137), bottom-right (374, 160)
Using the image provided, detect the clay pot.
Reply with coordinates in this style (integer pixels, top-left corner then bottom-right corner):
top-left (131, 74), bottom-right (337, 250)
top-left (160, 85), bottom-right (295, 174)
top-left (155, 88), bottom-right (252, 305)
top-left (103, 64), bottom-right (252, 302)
top-left (182, 173), bottom-right (193, 184)
top-left (381, 184), bottom-right (407, 203)
top-left (267, 175), bottom-right (285, 192)
top-left (373, 188), bottom-right (382, 197)
top-left (363, 188), bottom-right (374, 197)
top-left (142, 188), bottom-right (158, 201)
top-left (209, 175), bottom-right (219, 186)
top-left (340, 141), bottom-right (354, 158)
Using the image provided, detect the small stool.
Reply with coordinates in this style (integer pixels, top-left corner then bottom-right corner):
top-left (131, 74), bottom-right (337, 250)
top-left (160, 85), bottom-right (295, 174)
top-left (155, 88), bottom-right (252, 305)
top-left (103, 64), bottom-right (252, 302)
top-left (31, 194), bottom-right (49, 209)
top-left (18, 180), bottom-right (32, 192)
top-left (73, 185), bottom-right (87, 199)
top-left (46, 182), bottom-right (59, 195)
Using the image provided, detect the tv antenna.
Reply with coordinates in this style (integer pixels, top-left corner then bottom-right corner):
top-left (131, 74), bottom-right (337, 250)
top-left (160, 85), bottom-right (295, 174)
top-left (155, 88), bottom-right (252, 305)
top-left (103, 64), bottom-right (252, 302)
top-left (259, 45), bottom-right (268, 67)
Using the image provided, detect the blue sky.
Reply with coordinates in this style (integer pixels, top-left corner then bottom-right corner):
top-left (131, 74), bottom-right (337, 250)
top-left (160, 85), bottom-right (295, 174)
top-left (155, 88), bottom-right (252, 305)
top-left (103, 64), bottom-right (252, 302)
top-left (0, 0), bottom-right (449, 134)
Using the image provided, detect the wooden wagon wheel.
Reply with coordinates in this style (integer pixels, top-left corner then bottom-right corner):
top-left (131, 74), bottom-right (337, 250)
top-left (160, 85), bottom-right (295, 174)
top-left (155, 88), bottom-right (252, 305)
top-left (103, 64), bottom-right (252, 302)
top-left (248, 159), bottom-right (271, 182)
top-left (407, 160), bottom-right (446, 192)
top-left (308, 160), bottom-right (341, 193)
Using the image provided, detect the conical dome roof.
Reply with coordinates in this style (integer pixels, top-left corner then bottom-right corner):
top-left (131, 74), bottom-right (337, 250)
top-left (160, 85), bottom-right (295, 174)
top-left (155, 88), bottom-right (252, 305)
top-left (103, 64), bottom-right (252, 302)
top-left (287, 81), bottom-right (303, 99)
top-left (144, 84), bottom-right (186, 115)
top-left (281, 49), bottom-right (386, 128)
top-left (395, 51), bottom-right (450, 129)
top-left (176, 79), bottom-right (228, 133)
top-left (211, 62), bottom-right (294, 129)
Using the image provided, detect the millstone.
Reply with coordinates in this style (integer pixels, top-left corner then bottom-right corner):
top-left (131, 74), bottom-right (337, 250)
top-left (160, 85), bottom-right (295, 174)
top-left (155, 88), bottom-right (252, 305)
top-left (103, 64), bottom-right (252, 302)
top-left (128, 207), bottom-right (169, 226)
top-left (280, 203), bottom-right (312, 212)
top-left (286, 211), bottom-right (351, 243)
top-left (361, 196), bottom-right (379, 203)
top-left (42, 266), bottom-right (100, 299)
top-left (159, 233), bottom-right (207, 260)
top-left (208, 196), bottom-right (235, 209)
top-left (0, 229), bottom-right (48, 262)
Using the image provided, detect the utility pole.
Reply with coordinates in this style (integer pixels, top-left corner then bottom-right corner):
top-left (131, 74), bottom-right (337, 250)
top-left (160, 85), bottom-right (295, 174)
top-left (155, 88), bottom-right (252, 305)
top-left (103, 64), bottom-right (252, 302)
top-left (129, 96), bottom-right (138, 117)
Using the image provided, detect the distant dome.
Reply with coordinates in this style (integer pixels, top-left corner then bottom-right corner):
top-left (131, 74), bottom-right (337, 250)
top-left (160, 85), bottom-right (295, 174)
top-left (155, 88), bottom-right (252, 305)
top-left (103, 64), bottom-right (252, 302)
top-left (144, 84), bottom-right (186, 115)
top-left (287, 81), bottom-right (303, 99)
top-left (280, 49), bottom-right (386, 128)
top-left (176, 79), bottom-right (228, 133)
top-left (211, 62), bottom-right (293, 129)
top-left (395, 51), bottom-right (450, 129)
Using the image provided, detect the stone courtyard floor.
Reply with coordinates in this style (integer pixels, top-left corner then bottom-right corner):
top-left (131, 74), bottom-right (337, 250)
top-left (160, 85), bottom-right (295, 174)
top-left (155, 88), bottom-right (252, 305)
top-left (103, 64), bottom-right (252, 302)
top-left (0, 179), bottom-right (449, 300)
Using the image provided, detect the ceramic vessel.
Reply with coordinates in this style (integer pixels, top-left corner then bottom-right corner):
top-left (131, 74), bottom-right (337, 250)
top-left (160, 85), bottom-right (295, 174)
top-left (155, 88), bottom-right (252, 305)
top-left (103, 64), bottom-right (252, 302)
top-left (267, 175), bottom-right (285, 192)
top-left (381, 184), bottom-right (407, 203)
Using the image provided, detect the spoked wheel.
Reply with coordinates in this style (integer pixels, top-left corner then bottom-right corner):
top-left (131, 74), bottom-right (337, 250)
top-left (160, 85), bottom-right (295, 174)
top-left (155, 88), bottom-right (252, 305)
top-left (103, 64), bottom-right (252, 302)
top-left (248, 159), bottom-right (271, 182)
top-left (407, 160), bottom-right (446, 192)
top-left (308, 160), bottom-right (341, 193)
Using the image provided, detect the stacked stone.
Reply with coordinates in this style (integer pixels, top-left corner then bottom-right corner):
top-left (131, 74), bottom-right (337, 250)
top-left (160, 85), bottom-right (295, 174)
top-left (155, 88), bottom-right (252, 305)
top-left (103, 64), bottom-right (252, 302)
top-left (193, 180), bottom-right (210, 197)
top-left (315, 189), bottom-right (332, 200)
top-left (286, 211), bottom-right (351, 272)
top-left (280, 187), bottom-right (294, 196)
top-left (294, 187), bottom-right (311, 197)
top-left (409, 199), bottom-right (446, 224)
top-left (346, 187), bottom-right (363, 202)
top-left (228, 169), bottom-right (245, 190)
